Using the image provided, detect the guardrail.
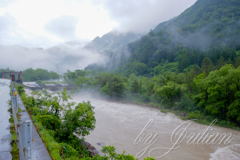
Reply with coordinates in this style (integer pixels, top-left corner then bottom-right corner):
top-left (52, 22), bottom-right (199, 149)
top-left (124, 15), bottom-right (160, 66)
top-left (11, 82), bottom-right (32, 160)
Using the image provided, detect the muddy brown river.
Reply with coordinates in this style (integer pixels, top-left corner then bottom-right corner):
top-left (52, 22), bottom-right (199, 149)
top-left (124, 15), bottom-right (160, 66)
top-left (71, 92), bottom-right (240, 160)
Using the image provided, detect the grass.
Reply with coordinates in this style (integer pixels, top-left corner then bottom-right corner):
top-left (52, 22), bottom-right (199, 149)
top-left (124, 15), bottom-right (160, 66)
top-left (31, 115), bottom-right (82, 160)
top-left (32, 118), bottom-right (63, 160)
top-left (8, 102), bottom-right (20, 160)
top-left (11, 133), bottom-right (17, 141)
top-left (11, 142), bottom-right (20, 160)
top-left (9, 115), bottom-right (14, 123)
top-left (18, 107), bottom-right (22, 113)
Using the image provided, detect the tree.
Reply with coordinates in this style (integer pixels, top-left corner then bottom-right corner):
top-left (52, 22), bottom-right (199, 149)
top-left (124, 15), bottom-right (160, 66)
top-left (95, 72), bottom-right (111, 87)
top-left (154, 81), bottom-right (187, 108)
top-left (129, 61), bottom-right (148, 76)
top-left (130, 79), bottom-right (140, 93)
top-left (227, 58), bottom-right (233, 64)
top-left (194, 64), bottom-right (240, 122)
top-left (201, 57), bottom-right (213, 75)
top-left (234, 56), bottom-right (240, 68)
top-left (17, 85), bottom-right (25, 96)
top-left (217, 56), bottom-right (225, 69)
top-left (75, 76), bottom-right (89, 88)
top-left (58, 101), bottom-right (96, 141)
top-left (22, 68), bottom-right (59, 81)
top-left (101, 74), bottom-right (126, 98)
top-left (178, 52), bottom-right (191, 71)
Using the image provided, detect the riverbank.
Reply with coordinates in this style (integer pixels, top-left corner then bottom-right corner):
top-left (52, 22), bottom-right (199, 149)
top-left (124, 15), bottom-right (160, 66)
top-left (105, 98), bottom-right (240, 131)
top-left (23, 81), bottom-right (77, 91)
top-left (70, 89), bottom-right (240, 131)
top-left (62, 84), bottom-right (240, 132)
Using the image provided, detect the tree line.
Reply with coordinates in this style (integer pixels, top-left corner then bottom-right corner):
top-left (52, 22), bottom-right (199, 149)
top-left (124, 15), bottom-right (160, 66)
top-left (66, 59), bottom-right (240, 128)
top-left (22, 68), bottom-right (60, 81)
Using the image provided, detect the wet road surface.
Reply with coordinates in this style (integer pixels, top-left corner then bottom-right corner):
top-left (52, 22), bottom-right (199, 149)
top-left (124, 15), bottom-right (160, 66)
top-left (0, 79), bottom-right (12, 160)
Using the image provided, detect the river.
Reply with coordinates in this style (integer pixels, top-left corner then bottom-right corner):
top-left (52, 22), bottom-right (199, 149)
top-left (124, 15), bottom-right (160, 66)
top-left (24, 85), bottom-right (240, 160)
top-left (71, 92), bottom-right (240, 160)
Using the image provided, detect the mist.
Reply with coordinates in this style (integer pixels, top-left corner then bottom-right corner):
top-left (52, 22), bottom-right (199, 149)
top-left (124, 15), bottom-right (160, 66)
top-left (44, 15), bottom-right (79, 41)
top-left (0, 43), bottom-right (109, 74)
top-left (93, 0), bottom-right (197, 33)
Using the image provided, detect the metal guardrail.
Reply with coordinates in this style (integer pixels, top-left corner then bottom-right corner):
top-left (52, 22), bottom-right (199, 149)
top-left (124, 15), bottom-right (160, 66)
top-left (11, 82), bottom-right (32, 160)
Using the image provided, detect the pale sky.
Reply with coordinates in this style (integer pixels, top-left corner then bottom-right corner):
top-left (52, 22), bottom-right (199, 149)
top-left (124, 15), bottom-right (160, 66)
top-left (0, 0), bottom-right (197, 48)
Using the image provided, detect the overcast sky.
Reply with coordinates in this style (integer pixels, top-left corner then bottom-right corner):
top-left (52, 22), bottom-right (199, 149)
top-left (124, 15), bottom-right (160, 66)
top-left (0, 0), bottom-right (197, 48)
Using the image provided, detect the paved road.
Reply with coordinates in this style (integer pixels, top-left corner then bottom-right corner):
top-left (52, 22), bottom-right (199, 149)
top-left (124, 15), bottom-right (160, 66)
top-left (0, 79), bottom-right (12, 160)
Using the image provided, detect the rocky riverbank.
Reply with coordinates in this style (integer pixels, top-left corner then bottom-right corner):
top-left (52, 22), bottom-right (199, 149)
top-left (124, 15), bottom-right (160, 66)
top-left (23, 82), bottom-right (77, 91)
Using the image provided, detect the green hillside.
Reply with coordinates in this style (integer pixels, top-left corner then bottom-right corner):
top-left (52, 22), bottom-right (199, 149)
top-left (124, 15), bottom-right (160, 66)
top-left (154, 0), bottom-right (240, 47)
top-left (114, 0), bottom-right (240, 76)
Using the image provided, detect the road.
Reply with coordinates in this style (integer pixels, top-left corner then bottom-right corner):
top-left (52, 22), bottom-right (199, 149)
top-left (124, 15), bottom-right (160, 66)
top-left (0, 79), bottom-right (12, 160)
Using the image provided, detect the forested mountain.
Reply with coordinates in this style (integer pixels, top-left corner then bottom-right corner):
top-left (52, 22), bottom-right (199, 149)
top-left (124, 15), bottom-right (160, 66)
top-left (46, 32), bottom-right (142, 73)
top-left (84, 31), bottom-right (143, 72)
top-left (94, 0), bottom-right (240, 76)
top-left (46, 41), bottom-right (90, 73)
top-left (153, 0), bottom-right (240, 48)
top-left (84, 31), bottom-right (142, 53)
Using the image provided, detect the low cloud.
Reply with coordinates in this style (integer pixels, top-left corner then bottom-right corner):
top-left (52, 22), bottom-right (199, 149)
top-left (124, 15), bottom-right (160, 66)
top-left (44, 16), bottom-right (79, 41)
top-left (0, 43), bottom-right (108, 74)
top-left (0, 14), bottom-right (21, 45)
top-left (0, 14), bottom-right (60, 48)
top-left (48, 43), bottom-right (108, 74)
top-left (0, 0), bottom-right (16, 7)
top-left (93, 0), bottom-right (197, 33)
top-left (0, 45), bottom-right (56, 71)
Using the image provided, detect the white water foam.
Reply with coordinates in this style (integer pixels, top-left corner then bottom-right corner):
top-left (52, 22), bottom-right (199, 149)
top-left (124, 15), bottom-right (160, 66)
top-left (210, 144), bottom-right (240, 160)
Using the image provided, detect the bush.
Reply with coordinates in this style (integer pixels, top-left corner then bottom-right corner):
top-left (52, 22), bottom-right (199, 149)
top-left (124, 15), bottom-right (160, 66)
top-left (16, 85), bottom-right (25, 96)
top-left (185, 112), bottom-right (203, 120)
top-left (35, 115), bottom-right (61, 131)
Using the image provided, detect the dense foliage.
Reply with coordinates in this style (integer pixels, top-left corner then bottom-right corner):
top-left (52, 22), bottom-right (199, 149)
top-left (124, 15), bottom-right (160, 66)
top-left (194, 64), bottom-right (240, 123)
top-left (116, 35), bottom-right (239, 77)
top-left (20, 87), bottom-right (96, 158)
top-left (22, 68), bottom-right (59, 81)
